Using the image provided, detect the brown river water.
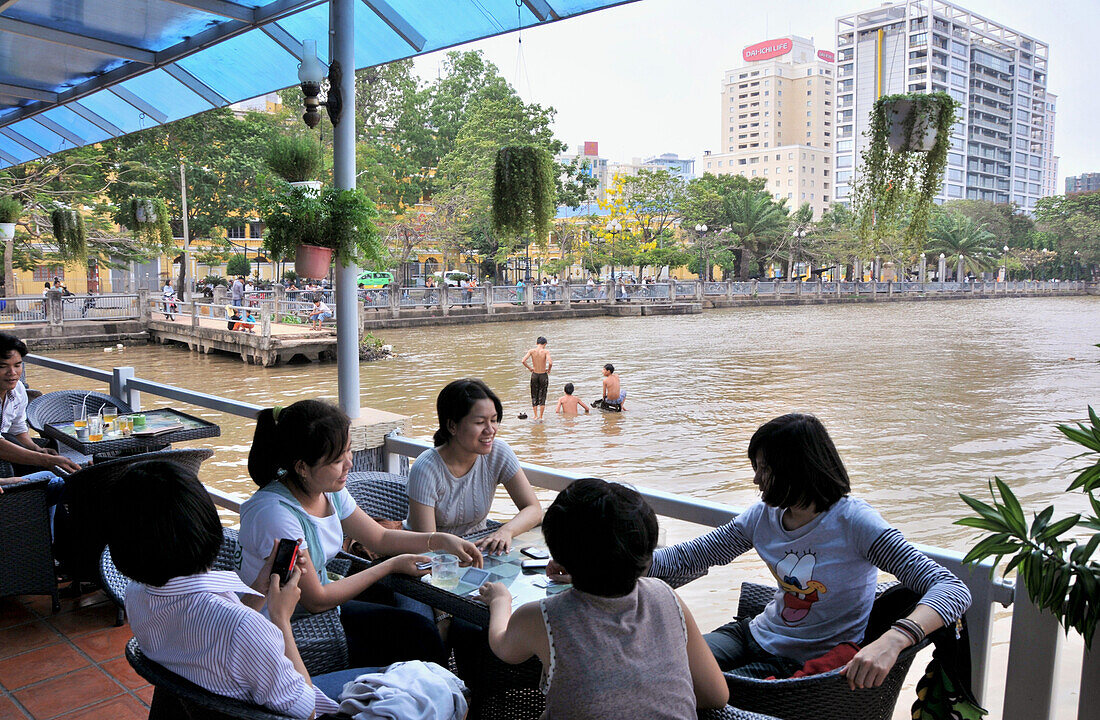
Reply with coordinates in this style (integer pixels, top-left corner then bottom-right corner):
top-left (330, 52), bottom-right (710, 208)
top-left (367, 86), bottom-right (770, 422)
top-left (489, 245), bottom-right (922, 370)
top-left (25, 295), bottom-right (1100, 691)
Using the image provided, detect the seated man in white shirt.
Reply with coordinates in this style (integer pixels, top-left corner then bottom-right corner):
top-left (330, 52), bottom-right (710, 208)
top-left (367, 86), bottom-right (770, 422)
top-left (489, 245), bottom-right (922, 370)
top-left (106, 459), bottom-right (375, 718)
top-left (0, 333), bottom-right (80, 477)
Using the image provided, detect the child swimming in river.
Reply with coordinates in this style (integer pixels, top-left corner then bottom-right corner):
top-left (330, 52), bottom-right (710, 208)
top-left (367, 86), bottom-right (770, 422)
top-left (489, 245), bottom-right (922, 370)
top-left (554, 383), bottom-right (590, 415)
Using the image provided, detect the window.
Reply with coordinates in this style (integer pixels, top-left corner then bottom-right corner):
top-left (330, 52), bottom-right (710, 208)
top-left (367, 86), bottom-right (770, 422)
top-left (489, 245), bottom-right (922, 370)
top-left (788, 166), bottom-right (794, 173)
top-left (837, 139), bottom-right (853, 151)
top-left (836, 156), bottom-right (853, 168)
top-left (947, 185), bottom-right (963, 198)
top-left (951, 57), bottom-right (966, 71)
top-left (227, 224), bottom-right (246, 239)
top-left (33, 266), bottom-right (64, 283)
top-left (948, 152), bottom-right (963, 166)
top-left (738, 159), bottom-right (747, 165)
top-left (948, 168), bottom-right (963, 182)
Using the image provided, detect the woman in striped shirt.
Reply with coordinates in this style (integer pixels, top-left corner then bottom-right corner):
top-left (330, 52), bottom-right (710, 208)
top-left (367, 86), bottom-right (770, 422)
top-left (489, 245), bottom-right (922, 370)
top-left (649, 413), bottom-right (971, 689)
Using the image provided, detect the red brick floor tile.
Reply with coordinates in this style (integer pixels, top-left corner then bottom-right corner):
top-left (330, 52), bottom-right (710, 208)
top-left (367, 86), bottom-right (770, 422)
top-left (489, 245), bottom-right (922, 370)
top-left (0, 601), bottom-right (36, 631)
top-left (12, 667), bottom-right (120, 720)
top-left (133, 686), bottom-right (153, 706)
top-left (43, 605), bottom-right (117, 639)
top-left (0, 695), bottom-right (29, 720)
top-left (52, 695), bottom-right (147, 720)
top-left (22, 591), bottom-right (110, 623)
top-left (0, 644), bottom-right (89, 691)
top-left (70, 627), bottom-right (131, 663)
top-left (97, 658), bottom-right (145, 692)
top-left (0, 623), bottom-right (60, 660)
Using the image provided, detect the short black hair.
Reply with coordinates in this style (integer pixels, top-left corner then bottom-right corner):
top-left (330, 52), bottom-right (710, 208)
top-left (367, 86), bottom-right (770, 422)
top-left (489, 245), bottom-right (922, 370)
top-left (747, 413), bottom-right (850, 511)
top-left (564, 383), bottom-right (574, 395)
top-left (537, 336), bottom-right (547, 345)
top-left (543, 478), bottom-right (657, 597)
top-left (604, 363), bottom-right (614, 373)
top-left (0, 333), bottom-right (28, 359)
top-left (106, 460), bottom-right (222, 587)
top-left (433, 379), bottom-right (503, 446)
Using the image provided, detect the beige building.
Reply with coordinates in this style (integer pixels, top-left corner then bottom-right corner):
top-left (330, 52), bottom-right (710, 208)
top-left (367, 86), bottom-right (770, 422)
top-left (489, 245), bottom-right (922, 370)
top-left (700, 35), bottom-right (836, 218)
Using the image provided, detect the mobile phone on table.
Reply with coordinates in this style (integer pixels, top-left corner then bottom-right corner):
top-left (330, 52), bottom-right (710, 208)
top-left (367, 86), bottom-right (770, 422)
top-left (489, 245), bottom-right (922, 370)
top-left (415, 560), bottom-right (433, 571)
top-left (520, 546), bottom-right (549, 559)
top-left (521, 558), bottom-right (550, 571)
top-left (271, 539), bottom-right (300, 585)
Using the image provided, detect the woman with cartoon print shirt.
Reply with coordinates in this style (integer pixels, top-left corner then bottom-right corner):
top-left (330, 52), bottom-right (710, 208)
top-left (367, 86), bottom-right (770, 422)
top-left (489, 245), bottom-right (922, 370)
top-left (649, 414), bottom-right (971, 689)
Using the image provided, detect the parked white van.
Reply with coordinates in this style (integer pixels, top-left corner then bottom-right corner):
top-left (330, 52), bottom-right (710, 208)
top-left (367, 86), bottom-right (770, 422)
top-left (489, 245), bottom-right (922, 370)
top-left (433, 270), bottom-right (472, 287)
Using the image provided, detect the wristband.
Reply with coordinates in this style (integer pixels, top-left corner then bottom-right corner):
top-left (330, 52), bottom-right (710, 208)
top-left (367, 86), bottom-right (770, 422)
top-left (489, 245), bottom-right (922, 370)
top-left (427, 532), bottom-right (436, 551)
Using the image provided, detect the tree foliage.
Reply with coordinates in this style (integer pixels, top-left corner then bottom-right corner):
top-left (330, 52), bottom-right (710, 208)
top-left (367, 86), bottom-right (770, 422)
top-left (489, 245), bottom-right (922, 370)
top-left (1035, 191), bottom-right (1100, 267)
top-left (926, 209), bottom-right (997, 272)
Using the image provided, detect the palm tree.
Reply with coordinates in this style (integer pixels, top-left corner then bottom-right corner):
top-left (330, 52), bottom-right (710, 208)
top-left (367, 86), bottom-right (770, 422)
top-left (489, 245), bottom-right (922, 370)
top-left (926, 211), bottom-right (997, 274)
top-left (719, 189), bottom-right (789, 279)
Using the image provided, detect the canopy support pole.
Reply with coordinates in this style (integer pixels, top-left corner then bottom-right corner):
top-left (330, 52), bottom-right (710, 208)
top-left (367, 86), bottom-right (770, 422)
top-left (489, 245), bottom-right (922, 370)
top-left (331, 0), bottom-right (360, 419)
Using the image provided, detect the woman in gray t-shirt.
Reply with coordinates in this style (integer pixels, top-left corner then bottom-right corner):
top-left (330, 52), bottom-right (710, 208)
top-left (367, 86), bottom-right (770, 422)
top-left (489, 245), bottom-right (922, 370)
top-left (407, 379), bottom-right (542, 554)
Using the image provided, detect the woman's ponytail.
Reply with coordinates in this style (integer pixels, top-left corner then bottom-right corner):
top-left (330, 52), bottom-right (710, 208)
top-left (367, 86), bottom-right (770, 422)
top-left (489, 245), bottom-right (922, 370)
top-left (247, 408), bottom-right (280, 487)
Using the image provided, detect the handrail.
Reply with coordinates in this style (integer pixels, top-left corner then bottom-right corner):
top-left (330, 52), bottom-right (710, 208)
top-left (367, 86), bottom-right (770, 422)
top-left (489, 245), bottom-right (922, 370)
top-left (25, 354), bottom-right (113, 382)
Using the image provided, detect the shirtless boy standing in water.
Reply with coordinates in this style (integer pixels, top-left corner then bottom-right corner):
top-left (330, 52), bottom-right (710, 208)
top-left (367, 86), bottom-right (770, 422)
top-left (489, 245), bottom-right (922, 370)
top-left (555, 383), bottom-right (590, 415)
top-left (600, 363), bottom-right (626, 411)
top-left (521, 336), bottom-right (553, 419)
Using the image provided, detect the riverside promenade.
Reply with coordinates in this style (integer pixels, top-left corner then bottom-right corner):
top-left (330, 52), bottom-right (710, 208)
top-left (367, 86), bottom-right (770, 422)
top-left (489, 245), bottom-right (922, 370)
top-left (6, 280), bottom-right (1093, 364)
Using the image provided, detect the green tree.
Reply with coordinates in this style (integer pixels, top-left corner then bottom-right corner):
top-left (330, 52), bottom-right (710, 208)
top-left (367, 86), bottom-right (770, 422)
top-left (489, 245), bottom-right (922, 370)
top-left (226, 254), bottom-right (251, 278)
top-left (1035, 191), bottom-right (1100, 267)
top-left (942, 199), bottom-right (1034, 249)
top-left (927, 210), bottom-right (997, 273)
top-left (720, 185), bottom-right (790, 279)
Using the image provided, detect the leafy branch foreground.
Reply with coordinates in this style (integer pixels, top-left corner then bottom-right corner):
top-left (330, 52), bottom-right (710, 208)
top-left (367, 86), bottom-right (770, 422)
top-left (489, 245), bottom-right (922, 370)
top-left (956, 407), bottom-right (1100, 647)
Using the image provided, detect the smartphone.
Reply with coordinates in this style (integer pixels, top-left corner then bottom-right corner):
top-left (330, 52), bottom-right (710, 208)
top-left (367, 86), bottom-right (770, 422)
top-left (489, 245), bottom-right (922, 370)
top-left (521, 558), bottom-right (550, 571)
top-left (271, 539), bottom-right (300, 585)
top-left (460, 568), bottom-right (492, 586)
top-left (415, 560), bottom-right (433, 571)
top-left (520, 546), bottom-right (549, 559)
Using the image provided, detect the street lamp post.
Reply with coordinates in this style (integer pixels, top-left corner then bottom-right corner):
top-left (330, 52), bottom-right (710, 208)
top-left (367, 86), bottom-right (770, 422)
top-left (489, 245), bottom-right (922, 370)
top-left (1074, 250), bottom-right (1080, 281)
top-left (938, 253), bottom-right (946, 283)
top-left (1003, 245), bottom-right (1009, 282)
top-left (791, 229), bottom-right (807, 280)
top-left (605, 219), bottom-right (622, 281)
top-left (695, 224), bottom-right (708, 281)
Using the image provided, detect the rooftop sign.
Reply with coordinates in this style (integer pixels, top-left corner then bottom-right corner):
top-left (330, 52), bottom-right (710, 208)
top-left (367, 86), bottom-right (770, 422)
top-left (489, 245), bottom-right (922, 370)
top-left (743, 38), bottom-right (792, 62)
top-left (817, 50), bottom-right (835, 62)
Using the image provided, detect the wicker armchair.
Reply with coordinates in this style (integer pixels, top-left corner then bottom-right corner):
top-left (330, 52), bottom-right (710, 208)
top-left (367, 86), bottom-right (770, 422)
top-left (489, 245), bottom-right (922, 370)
top-left (0, 477), bottom-right (59, 612)
top-left (26, 390), bottom-right (132, 434)
top-left (718, 582), bottom-right (929, 720)
top-left (62, 448), bottom-right (213, 591)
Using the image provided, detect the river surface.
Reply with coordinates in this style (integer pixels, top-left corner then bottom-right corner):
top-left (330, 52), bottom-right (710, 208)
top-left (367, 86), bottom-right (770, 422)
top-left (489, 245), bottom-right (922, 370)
top-left (26, 295), bottom-right (1100, 641)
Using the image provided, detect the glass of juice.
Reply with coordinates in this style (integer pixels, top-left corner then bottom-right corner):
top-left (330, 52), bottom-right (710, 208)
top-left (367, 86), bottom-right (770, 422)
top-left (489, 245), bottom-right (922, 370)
top-left (103, 406), bottom-right (118, 434)
top-left (119, 415), bottom-right (133, 437)
top-left (430, 554), bottom-right (460, 590)
top-left (73, 406), bottom-right (87, 431)
top-left (87, 415), bottom-right (103, 442)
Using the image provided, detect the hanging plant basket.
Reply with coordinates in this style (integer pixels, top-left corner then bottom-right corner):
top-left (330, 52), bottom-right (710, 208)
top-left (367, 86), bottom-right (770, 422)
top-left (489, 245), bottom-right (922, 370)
top-left (50, 208), bottom-right (87, 261)
top-left (294, 244), bottom-right (334, 279)
top-left (853, 91), bottom-right (960, 251)
top-left (289, 180), bottom-right (323, 198)
top-left (126, 197), bottom-right (174, 252)
top-left (492, 146), bottom-right (555, 240)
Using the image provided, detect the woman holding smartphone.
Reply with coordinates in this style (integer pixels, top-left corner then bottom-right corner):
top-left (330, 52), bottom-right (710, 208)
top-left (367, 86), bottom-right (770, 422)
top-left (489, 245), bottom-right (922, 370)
top-left (238, 399), bottom-right (482, 668)
top-left (406, 379), bottom-right (543, 554)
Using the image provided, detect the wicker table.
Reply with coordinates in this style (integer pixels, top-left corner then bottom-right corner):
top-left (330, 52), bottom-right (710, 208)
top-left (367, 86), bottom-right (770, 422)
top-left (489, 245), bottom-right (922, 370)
top-left (43, 407), bottom-right (220, 456)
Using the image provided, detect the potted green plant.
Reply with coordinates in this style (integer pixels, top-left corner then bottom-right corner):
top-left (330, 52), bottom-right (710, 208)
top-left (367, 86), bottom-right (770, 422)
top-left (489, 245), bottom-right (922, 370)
top-left (50, 208), bottom-right (87, 261)
top-left (854, 92), bottom-right (960, 250)
top-left (265, 135), bottom-right (323, 196)
top-left (492, 145), bottom-right (555, 241)
top-left (956, 407), bottom-right (1100, 648)
top-left (124, 197), bottom-right (174, 251)
top-left (261, 186), bottom-right (381, 280)
top-left (0, 197), bottom-right (22, 246)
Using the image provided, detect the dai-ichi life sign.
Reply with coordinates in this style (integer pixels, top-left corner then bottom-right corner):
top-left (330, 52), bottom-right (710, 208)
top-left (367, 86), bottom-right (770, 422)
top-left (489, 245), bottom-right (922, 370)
top-left (743, 38), bottom-right (792, 62)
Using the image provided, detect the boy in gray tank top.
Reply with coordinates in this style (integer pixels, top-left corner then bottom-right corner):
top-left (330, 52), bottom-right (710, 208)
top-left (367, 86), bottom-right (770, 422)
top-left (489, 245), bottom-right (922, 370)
top-left (476, 478), bottom-right (729, 719)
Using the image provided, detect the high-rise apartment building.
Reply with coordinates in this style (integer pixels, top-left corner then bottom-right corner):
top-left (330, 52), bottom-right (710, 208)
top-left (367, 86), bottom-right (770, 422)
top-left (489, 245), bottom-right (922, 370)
top-left (1066, 173), bottom-right (1100, 195)
top-left (699, 36), bottom-right (836, 219)
top-left (834, 0), bottom-right (1056, 211)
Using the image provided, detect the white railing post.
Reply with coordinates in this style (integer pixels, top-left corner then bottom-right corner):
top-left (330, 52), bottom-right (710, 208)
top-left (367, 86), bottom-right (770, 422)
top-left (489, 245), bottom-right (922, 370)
top-left (485, 283), bottom-right (495, 314)
top-left (384, 429), bottom-right (404, 475)
top-left (1002, 587), bottom-right (1062, 720)
top-left (561, 282), bottom-right (570, 309)
top-left (110, 366), bottom-right (140, 411)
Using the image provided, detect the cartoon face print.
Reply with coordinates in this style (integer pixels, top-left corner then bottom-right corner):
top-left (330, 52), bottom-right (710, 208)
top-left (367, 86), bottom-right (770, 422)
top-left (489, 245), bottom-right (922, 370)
top-left (771, 552), bottom-right (828, 626)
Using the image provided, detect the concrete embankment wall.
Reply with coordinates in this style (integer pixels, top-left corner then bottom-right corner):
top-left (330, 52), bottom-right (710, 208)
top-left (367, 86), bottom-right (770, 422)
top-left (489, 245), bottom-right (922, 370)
top-left (17, 321), bottom-right (148, 352)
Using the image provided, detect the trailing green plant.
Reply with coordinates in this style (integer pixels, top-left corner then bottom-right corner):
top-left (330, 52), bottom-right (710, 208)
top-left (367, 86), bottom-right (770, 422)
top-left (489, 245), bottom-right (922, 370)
top-left (124, 197), bottom-right (174, 252)
top-left (226, 254), bottom-right (252, 278)
top-left (261, 186), bottom-right (381, 267)
top-left (264, 135), bottom-right (322, 183)
top-left (492, 145), bottom-right (555, 240)
top-left (0, 197), bottom-right (22, 224)
top-left (956, 406), bottom-right (1100, 648)
top-left (281, 314), bottom-right (303, 324)
top-left (360, 332), bottom-right (383, 350)
top-left (49, 208), bottom-right (87, 261)
top-left (853, 92), bottom-right (959, 253)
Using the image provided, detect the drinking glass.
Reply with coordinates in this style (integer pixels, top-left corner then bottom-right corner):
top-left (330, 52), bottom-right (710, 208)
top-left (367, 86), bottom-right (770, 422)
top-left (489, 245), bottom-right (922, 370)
top-left (430, 554), bottom-right (460, 590)
top-left (119, 415), bottom-right (133, 437)
top-left (73, 406), bottom-right (87, 430)
top-left (103, 406), bottom-right (118, 434)
top-left (87, 415), bottom-right (103, 442)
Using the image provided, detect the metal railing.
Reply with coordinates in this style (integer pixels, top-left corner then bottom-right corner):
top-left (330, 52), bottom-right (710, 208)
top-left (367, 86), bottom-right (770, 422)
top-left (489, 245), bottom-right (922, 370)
top-left (17, 353), bottom-right (1099, 720)
top-left (0, 292), bottom-right (141, 325)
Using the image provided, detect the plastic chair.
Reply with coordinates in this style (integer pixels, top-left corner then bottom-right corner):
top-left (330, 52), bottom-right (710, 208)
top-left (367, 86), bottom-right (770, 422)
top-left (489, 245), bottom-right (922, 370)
top-left (26, 390), bottom-right (132, 434)
top-left (718, 581), bottom-right (929, 720)
top-left (0, 477), bottom-right (59, 612)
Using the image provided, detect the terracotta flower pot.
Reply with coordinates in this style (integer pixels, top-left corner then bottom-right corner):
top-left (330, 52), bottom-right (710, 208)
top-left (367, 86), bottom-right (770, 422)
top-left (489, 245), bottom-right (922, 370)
top-left (885, 99), bottom-right (938, 153)
top-left (295, 244), bottom-right (333, 279)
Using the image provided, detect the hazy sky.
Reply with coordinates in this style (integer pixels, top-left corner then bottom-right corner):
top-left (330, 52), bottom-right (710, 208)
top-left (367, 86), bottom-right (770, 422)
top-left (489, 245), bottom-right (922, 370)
top-left (413, 0), bottom-right (1100, 184)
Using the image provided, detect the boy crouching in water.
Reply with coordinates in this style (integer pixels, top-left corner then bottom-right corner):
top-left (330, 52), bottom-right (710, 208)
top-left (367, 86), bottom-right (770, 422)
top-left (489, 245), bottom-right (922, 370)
top-left (554, 383), bottom-right (590, 415)
top-left (477, 478), bottom-right (728, 718)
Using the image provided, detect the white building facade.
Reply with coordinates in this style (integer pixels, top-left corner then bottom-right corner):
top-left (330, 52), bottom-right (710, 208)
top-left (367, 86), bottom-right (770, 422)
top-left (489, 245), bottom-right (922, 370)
top-left (834, 0), bottom-right (1056, 211)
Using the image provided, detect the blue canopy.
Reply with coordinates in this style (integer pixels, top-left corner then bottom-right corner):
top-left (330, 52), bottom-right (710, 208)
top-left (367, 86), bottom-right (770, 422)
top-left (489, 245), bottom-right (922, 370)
top-left (0, 0), bottom-right (634, 169)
